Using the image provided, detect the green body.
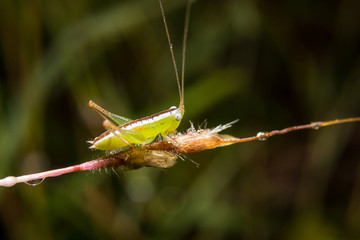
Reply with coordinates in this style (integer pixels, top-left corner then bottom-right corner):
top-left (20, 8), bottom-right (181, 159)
top-left (89, 104), bottom-right (184, 150)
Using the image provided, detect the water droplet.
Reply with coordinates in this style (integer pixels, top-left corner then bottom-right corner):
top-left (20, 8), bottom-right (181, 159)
top-left (257, 132), bottom-right (268, 141)
top-left (170, 44), bottom-right (173, 49)
top-left (313, 122), bottom-right (321, 130)
top-left (25, 178), bottom-right (45, 186)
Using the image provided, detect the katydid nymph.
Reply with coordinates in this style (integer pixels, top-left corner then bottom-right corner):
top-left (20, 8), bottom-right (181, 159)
top-left (88, 0), bottom-right (192, 151)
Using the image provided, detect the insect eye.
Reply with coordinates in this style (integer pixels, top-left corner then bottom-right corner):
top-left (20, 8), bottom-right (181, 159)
top-left (175, 112), bottom-right (182, 121)
top-left (169, 106), bottom-right (177, 110)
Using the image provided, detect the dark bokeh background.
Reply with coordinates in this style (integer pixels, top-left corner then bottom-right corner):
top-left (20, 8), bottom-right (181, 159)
top-left (1, 0), bottom-right (360, 239)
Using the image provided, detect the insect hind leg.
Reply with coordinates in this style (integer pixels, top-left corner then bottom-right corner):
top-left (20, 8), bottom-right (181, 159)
top-left (106, 119), bottom-right (147, 147)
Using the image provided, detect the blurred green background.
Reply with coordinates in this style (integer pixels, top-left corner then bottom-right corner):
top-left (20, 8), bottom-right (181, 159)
top-left (1, 0), bottom-right (360, 239)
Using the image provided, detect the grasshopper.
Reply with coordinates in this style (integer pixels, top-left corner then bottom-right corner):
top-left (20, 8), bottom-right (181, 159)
top-left (88, 0), bottom-right (192, 151)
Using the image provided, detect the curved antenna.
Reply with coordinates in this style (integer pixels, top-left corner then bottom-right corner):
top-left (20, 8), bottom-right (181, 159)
top-left (158, 0), bottom-right (193, 109)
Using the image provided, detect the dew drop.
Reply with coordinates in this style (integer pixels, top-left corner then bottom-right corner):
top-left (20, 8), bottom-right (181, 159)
top-left (257, 132), bottom-right (268, 141)
top-left (170, 44), bottom-right (173, 49)
top-left (25, 178), bottom-right (45, 186)
top-left (312, 122), bottom-right (321, 130)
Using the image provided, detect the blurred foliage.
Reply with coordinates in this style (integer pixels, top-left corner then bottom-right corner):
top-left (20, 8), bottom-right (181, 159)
top-left (0, 0), bottom-right (360, 239)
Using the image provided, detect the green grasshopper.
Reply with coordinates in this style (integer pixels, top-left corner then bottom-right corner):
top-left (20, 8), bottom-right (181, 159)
top-left (88, 0), bottom-right (192, 151)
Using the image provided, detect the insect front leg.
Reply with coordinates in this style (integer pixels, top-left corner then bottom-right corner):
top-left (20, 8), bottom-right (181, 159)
top-left (161, 133), bottom-right (186, 152)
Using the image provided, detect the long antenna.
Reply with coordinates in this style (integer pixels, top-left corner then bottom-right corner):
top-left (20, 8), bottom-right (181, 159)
top-left (181, 0), bottom-right (193, 108)
top-left (158, 0), bottom-right (192, 109)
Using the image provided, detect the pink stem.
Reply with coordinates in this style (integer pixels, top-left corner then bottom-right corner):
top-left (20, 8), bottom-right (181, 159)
top-left (0, 157), bottom-right (125, 187)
